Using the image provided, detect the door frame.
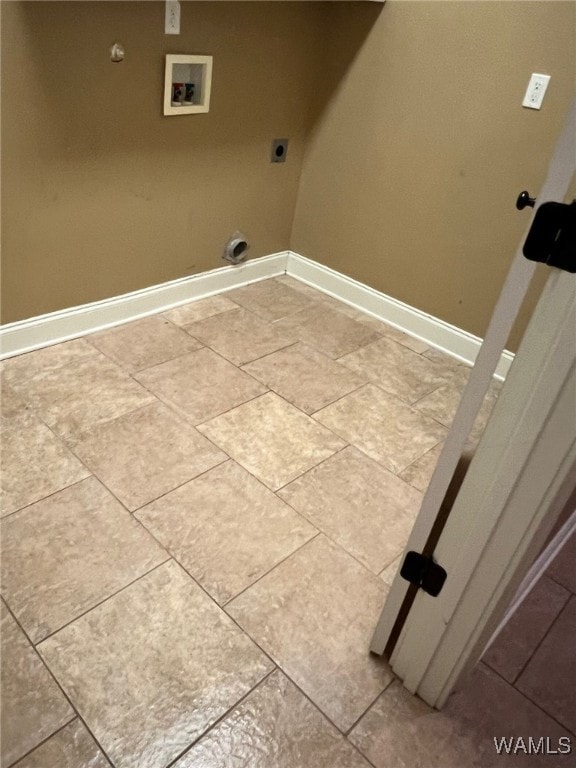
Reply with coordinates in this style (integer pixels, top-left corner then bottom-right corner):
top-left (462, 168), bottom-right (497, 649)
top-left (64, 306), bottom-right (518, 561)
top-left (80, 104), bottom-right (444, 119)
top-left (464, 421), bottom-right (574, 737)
top-left (394, 268), bottom-right (575, 707)
top-left (370, 100), bottom-right (576, 708)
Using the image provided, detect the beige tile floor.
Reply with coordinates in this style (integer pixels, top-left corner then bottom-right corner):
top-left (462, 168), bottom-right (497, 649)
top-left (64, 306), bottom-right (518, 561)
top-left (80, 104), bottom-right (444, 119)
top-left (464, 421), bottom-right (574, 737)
top-left (1, 276), bottom-right (574, 768)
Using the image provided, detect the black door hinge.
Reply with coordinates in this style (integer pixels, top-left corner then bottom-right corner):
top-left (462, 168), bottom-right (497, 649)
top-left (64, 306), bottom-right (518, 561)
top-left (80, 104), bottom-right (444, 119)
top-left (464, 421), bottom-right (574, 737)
top-left (400, 551), bottom-right (447, 597)
top-left (523, 200), bottom-right (576, 273)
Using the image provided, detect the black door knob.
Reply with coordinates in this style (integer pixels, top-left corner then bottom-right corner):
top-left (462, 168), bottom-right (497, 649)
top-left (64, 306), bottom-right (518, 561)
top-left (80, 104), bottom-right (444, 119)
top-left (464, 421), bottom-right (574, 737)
top-left (516, 191), bottom-right (536, 210)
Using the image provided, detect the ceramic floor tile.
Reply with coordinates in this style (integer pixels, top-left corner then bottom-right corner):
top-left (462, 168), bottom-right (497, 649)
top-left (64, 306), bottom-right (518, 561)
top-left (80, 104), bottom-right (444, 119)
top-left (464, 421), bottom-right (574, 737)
top-left (198, 392), bottom-right (345, 491)
top-left (70, 402), bottom-right (226, 511)
top-left (174, 670), bottom-right (371, 768)
top-left (2, 339), bottom-right (96, 382)
top-left (1, 476), bottom-right (167, 643)
top-left (483, 575), bottom-right (570, 683)
top-left (413, 371), bottom-right (501, 442)
top-left (380, 555), bottom-right (402, 588)
top-left (349, 665), bottom-right (574, 768)
top-left (279, 447), bottom-right (422, 573)
top-left (162, 295), bottom-right (239, 326)
top-left (352, 314), bottom-right (430, 353)
top-left (12, 719), bottom-right (111, 768)
top-left (1, 601), bottom-right (74, 767)
top-left (451, 664), bottom-right (575, 763)
top-left (4, 351), bottom-right (155, 439)
top-left (399, 442), bottom-right (444, 492)
top-left (134, 347), bottom-right (266, 425)
top-left (242, 342), bottom-right (365, 414)
top-left (316, 294), bottom-right (361, 319)
top-left (338, 337), bottom-right (452, 404)
top-left (0, 378), bottom-right (28, 419)
top-left (227, 535), bottom-right (393, 731)
top-left (546, 532), bottom-right (576, 594)
top-left (226, 278), bottom-right (315, 322)
top-left (38, 560), bottom-right (273, 768)
top-left (421, 347), bottom-right (466, 370)
top-left (314, 384), bottom-right (447, 475)
top-left (0, 411), bottom-right (90, 517)
top-left (136, 461), bottom-right (317, 604)
top-left (399, 441), bottom-right (478, 494)
top-left (86, 316), bottom-right (202, 373)
top-left (349, 679), bottom-right (479, 768)
top-left (516, 596), bottom-right (576, 733)
top-left (274, 304), bottom-right (379, 359)
top-left (275, 275), bottom-right (327, 300)
top-left (185, 308), bottom-right (296, 365)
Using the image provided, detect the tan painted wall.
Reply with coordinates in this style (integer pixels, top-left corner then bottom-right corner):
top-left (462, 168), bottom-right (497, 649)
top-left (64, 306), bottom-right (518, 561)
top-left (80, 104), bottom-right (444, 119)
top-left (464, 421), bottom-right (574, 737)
top-left (1, 1), bottom-right (324, 323)
top-left (2, 2), bottom-right (574, 347)
top-left (291, 1), bottom-right (575, 350)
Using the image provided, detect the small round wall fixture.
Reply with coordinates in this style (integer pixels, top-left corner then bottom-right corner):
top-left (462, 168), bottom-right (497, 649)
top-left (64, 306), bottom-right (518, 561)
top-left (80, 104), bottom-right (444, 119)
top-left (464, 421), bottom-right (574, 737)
top-left (110, 43), bottom-right (125, 63)
top-left (223, 233), bottom-right (249, 264)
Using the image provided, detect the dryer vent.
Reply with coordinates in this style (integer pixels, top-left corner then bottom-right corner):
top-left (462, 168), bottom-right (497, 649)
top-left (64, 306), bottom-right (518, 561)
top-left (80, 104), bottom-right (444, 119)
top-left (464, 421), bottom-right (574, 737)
top-left (223, 233), bottom-right (249, 264)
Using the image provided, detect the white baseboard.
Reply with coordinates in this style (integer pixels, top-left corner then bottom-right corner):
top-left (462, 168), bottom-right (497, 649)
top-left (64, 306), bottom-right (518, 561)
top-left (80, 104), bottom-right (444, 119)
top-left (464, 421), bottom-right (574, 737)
top-left (0, 252), bottom-right (289, 359)
top-left (0, 249), bottom-right (514, 378)
top-left (287, 252), bottom-right (514, 380)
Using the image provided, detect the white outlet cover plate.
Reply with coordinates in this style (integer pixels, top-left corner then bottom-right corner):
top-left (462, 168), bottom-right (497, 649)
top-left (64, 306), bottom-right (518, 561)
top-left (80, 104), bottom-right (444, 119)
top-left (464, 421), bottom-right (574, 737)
top-left (522, 73), bottom-right (551, 110)
top-left (165, 0), bottom-right (180, 35)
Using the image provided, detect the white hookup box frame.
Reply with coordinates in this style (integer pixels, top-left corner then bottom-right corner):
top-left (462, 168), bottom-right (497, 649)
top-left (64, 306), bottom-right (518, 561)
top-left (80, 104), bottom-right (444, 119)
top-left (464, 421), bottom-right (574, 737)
top-left (163, 54), bottom-right (213, 115)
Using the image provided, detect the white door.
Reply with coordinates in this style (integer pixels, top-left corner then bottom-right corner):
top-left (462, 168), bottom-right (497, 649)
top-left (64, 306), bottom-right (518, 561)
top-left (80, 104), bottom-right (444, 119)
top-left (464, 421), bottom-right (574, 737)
top-left (370, 100), bottom-right (576, 708)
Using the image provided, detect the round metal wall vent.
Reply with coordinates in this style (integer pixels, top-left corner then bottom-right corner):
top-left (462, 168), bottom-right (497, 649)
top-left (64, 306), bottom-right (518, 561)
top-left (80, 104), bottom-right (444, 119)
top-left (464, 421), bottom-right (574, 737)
top-left (223, 233), bottom-right (249, 264)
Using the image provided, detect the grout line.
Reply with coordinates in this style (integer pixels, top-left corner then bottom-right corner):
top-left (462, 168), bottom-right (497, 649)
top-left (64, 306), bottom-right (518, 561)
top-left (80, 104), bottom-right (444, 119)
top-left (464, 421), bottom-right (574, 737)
top-left (129, 456), bottom-right (231, 516)
top-left (84, 324), bottom-right (207, 377)
top-left (128, 464), bottom-right (324, 608)
top-left (510, 591), bottom-right (573, 687)
top-left (125, 514), bottom-right (391, 751)
top-left (308, 385), bottom-right (447, 480)
top-left (162, 667), bottom-right (279, 768)
top-left (160, 293), bottom-right (243, 323)
top-left (546, 569), bottom-right (576, 595)
top-left (129, 342), bottom-right (274, 434)
top-left (153, 551), bottom-right (384, 748)
top-left (274, 490), bottom-right (393, 581)
top-left (135, 445), bottom-right (320, 563)
top-left (270, 663), bottom-right (350, 736)
top-left (238, 340), bottom-right (302, 372)
top-left (396, 440), bottom-right (444, 487)
top-left (346, 742), bottom-right (380, 768)
top-left (272, 443), bottom-right (351, 493)
top-left (178, 528), bottom-right (394, 754)
top-left (21, 423), bottom-right (230, 535)
top-left (258, 662), bottom-right (386, 768)
top-left (0, 473), bottom-right (93, 522)
top-left (2, 282), bottom-right (514, 766)
top-left (1, 597), bottom-right (115, 768)
top-left (56, 362), bottom-right (246, 498)
top-left (194, 344), bottom-right (276, 388)
top-left (3, 715), bottom-right (79, 768)
top-left (378, 552), bottom-right (403, 580)
top-left (161, 559), bottom-right (280, 687)
top-left (194, 388), bottom-right (271, 430)
top-left (309, 381), bottom-right (373, 419)
top-left (236, 337), bottom-right (302, 366)
top-left (180, 301), bottom-right (304, 365)
top-left (62, 399), bottom-right (157, 448)
top-left (481, 661), bottom-right (576, 738)
top-left (312, 379), bottom-right (373, 415)
top-left (220, 532), bottom-right (321, 608)
top-left (410, 383), bottom-right (448, 408)
top-left (344, 675), bottom-right (397, 738)
top-left (33, 558), bottom-right (171, 647)
top-left (14, 392), bottom-right (159, 482)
